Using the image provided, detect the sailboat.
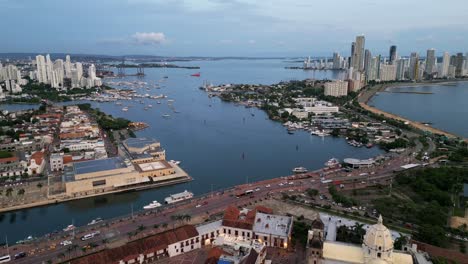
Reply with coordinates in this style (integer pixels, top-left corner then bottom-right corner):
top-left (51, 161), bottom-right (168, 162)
top-left (190, 72), bottom-right (201, 77)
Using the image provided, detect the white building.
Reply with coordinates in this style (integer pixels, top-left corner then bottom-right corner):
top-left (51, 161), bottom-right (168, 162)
top-left (324, 81), bottom-right (348, 97)
top-left (252, 212), bottom-right (292, 248)
top-left (50, 152), bottom-right (64, 171)
top-left (441, 52), bottom-right (450, 77)
top-left (379, 64), bottom-right (397, 81)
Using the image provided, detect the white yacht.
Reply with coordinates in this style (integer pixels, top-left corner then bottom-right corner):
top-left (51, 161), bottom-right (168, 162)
top-left (325, 158), bottom-right (340, 168)
top-left (292, 167), bottom-right (308, 173)
top-left (63, 225), bottom-right (75, 232)
top-left (87, 217), bottom-right (103, 226)
top-left (169, 160), bottom-right (181, 165)
top-left (164, 190), bottom-right (194, 204)
top-left (122, 107), bottom-right (129, 112)
top-left (143, 201), bottom-right (162, 210)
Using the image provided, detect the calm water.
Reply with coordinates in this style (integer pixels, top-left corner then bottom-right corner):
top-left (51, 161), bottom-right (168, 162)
top-left (369, 81), bottom-right (468, 138)
top-left (0, 59), bottom-right (378, 242)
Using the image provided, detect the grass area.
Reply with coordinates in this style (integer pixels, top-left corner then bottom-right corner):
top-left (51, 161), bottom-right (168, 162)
top-left (77, 103), bottom-right (131, 131)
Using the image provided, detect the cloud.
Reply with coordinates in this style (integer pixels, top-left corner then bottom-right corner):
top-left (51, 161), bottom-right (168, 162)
top-left (132, 32), bottom-right (167, 45)
top-left (248, 39), bottom-right (256, 44)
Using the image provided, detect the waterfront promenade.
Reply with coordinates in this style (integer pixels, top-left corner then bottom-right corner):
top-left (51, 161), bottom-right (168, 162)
top-left (9, 152), bottom-right (413, 264)
top-left (358, 81), bottom-right (468, 142)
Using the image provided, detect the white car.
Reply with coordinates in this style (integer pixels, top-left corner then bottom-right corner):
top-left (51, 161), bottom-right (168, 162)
top-left (60, 240), bottom-right (72, 246)
top-left (278, 183), bottom-right (284, 186)
top-left (254, 188), bottom-right (260, 192)
top-left (195, 204), bottom-right (202, 208)
top-left (265, 184), bottom-right (271, 188)
top-left (288, 182), bottom-right (294, 185)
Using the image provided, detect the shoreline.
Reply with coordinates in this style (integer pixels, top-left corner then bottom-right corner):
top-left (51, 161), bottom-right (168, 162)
top-left (358, 80), bottom-right (468, 141)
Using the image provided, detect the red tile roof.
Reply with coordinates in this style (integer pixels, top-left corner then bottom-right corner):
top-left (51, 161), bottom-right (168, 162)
top-left (411, 240), bottom-right (468, 264)
top-left (0, 156), bottom-right (18, 163)
top-left (71, 225), bottom-right (198, 264)
top-left (205, 247), bottom-right (231, 264)
top-left (222, 206), bottom-right (273, 230)
top-left (30, 151), bottom-right (44, 166)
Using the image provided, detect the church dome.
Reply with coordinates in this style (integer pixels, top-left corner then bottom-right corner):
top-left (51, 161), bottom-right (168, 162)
top-left (363, 215), bottom-right (393, 253)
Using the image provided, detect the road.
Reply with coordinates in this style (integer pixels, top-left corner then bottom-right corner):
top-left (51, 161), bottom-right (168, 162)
top-left (7, 152), bottom-right (413, 264)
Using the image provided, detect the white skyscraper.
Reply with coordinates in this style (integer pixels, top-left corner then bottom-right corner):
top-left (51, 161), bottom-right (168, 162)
top-left (379, 64), bottom-right (397, 81)
top-left (45, 54), bottom-right (53, 84)
top-left (396, 59), bottom-right (407, 80)
top-left (53, 59), bottom-right (64, 87)
top-left (36, 55), bottom-right (48, 84)
top-left (441, 52), bottom-right (450, 77)
top-left (75, 62), bottom-right (83, 80)
top-left (88, 64), bottom-right (96, 81)
top-left (65, 55), bottom-right (72, 78)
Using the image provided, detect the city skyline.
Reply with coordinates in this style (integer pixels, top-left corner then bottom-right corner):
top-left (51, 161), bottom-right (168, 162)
top-left (1, 0), bottom-right (468, 56)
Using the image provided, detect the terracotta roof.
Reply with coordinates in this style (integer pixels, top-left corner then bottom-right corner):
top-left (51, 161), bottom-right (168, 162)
top-left (411, 240), bottom-right (468, 264)
top-left (71, 225), bottom-right (198, 264)
top-left (63, 155), bottom-right (73, 164)
top-left (0, 156), bottom-right (18, 163)
top-left (222, 206), bottom-right (273, 230)
top-left (30, 151), bottom-right (44, 166)
top-left (205, 247), bottom-right (231, 264)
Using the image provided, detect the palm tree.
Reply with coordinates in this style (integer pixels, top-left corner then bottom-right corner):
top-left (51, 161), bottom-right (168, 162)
top-left (67, 246), bottom-right (73, 259)
top-left (137, 224), bottom-right (146, 232)
top-left (162, 223), bottom-right (168, 229)
top-left (153, 224), bottom-right (159, 229)
top-left (5, 188), bottom-right (13, 197)
top-left (17, 189), bottom-right (25, 196)
top-left (183, 214), bottom-right (191, 223)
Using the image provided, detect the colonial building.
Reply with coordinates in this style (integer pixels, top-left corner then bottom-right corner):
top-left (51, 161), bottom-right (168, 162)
top-left (307, 215), bottom-right (413, 264)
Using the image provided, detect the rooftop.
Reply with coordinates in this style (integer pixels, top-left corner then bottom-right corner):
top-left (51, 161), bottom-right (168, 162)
top-left (136, 160), bottom-right (171, 172)
top-left (74, 157), bottom-right (127, 175)
top-left (252, 212), bottom-right (292, 237)
top-left (124, 137), bottom-right (159, 151)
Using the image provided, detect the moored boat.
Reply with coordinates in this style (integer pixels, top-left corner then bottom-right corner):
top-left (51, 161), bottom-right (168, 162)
top-left (292, 167), bottom-right (308, 173)
top-left (164, 190), bottom-right (193, 204)
top-left (143, 201), bottom-right (162, 210)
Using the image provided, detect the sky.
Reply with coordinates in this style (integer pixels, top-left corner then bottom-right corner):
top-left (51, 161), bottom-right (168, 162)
top-left (1, 0), bottom-right (468, 57)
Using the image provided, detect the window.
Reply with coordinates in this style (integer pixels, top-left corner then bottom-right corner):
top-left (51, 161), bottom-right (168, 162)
top-left (377, 253), bottom-right (381, 258)
top-left (235, 230), bottom-right (238, 236)
top-left (92, 180), bottom-right (106, 187)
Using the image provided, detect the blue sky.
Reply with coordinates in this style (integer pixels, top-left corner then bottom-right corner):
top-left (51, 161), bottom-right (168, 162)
top-left (1, 0), bottom-right (468, 57)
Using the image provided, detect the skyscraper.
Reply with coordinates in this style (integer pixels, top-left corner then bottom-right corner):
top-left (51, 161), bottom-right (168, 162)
top-left (441, 52), bottom-right (450, 77)
top-left (352, 35), bottom-right (365, 72)
top-left (455, 53), bottom-right (464, 76)
top-left (425, 48), bottom-right (436, 75)
top-left (332, 53), bottom-right (341, 69)
top-left (65, 55), bottom-right (72, 78)
top-left (35, 55), bottom-right (47, 84)
top-left (389, 45), bottom-right (397, 65)
top-left (396, 59), bottom-right (407, 80)
top-left (364, 49), bottom-right (372, 73)
top-left (350, 42), bottom-right (355, 68)
top-left (409, 52), bottom-right (420, 80)
top-left (45, 54), bottom-right (53, 84)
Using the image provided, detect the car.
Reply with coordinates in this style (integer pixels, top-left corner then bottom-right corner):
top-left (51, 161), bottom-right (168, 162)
top-left (254, 187), bottom-right (260, 191)
top-left (288, 182), bottom-right (294, 185)
top-left (278, 183), bottom-right (284, 186)
top-left (195, 204), bottom-right (202, 208)
top-left (265, 184), bottom-right (270, 188)
top-left (14, 252), bottom-right (26, 259)
top-left (288, 189), bottom-right (294, 192)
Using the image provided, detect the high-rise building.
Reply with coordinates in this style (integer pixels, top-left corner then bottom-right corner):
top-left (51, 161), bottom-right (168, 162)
top-left (379, 64), bottom-right (397, 81)
top-left (75, 62), bottom-right (83, 80)
top-left (351, 35), bottom-right (365, 72)
top-left (88, 64), bottom-right (96, 81)
top-left (364, 49), bottom-right (372, 76)
top-left (65, 55), bottom-right (72, 78)
top-left (396, 59), bottom-right (407, 80)
top-left (324, 80), bottom-right (348, 97)
top-left (45, 54), bottom-right (53, 84)
top-left (36, 55), bottom-right (47, 84)
top-left (53, 59), bottom-right (64, 88)
top-left (389, 45), bottom-right (397, 64)
top-left (350, 42), bottom-right (355, 68)
top-left (409, 52), bottom-right (420, 80)
top-left (332, 53), bottom-right (341, 69)
top-left (425, 48), bottom-right (436, 75)
top-left (441, 52), bottom-right (450, 77)
top-left (455, 53), bottom-right (464, 76)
